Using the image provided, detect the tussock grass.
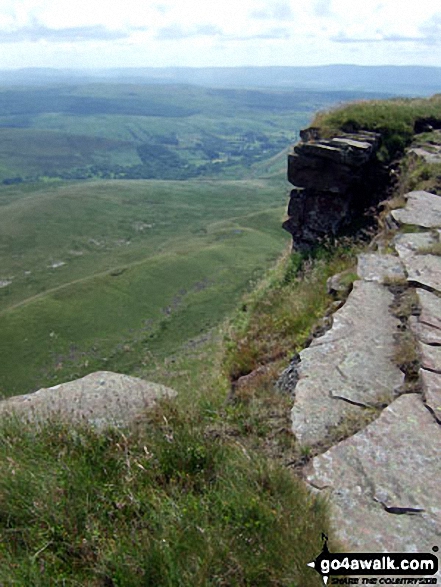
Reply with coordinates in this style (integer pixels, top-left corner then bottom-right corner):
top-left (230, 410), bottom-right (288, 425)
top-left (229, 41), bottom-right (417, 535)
top-left (397, 158), bottom-right (441, 195)
top-left (0, 406), bottom-right (329, 586)
top-left (223, 244), bottom-right (358, 382)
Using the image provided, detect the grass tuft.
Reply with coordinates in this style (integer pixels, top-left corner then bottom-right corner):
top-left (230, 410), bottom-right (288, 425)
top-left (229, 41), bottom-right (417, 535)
top-left (223, 244), bottom-right (358, 383)
top-left (0, 407), bottom-right (330, 586)
top-left (312, 95), bottom-right (441, 162)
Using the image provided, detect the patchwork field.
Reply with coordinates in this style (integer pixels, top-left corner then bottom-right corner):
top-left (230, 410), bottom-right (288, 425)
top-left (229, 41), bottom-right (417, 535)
top-left (0, 83), bottom-right (385, 182)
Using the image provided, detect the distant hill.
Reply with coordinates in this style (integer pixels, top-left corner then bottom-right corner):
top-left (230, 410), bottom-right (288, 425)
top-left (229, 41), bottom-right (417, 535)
top-left (0, 83), bottom-right (389, 183)
top-left (0, 65), bottom-right (440, 95)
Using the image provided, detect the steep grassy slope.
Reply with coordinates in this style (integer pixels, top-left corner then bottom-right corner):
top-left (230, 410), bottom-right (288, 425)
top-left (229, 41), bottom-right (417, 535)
top-left (0, 246), bottom-right (353, 587)
top-left (0, 177), bottom-right (290, 396)
top-left (6, 92), bottom-right (433, 585)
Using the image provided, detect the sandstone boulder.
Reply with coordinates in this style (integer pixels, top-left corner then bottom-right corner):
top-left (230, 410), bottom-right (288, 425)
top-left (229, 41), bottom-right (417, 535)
top-left (0, 371), bottom-right (177, 428)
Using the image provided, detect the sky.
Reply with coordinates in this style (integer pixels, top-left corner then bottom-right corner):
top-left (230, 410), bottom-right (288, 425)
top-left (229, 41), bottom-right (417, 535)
top-left (0, 0), bottom-right (441, 69)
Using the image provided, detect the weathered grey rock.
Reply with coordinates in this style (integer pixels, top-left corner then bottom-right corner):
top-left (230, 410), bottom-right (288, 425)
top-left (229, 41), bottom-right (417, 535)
top-left (391, 190), bottom-right (441, 228)
top-left (291, 281), bottom-right (404, 446)
top-left (410, 289), bottom-right (441, 344)
top-left (395, 233), bottom-right (441, 293)
top-left (294, 136), bottom-right (375, 166)
top-left (287, 151), bottom-right (354, 192)
top-left (417, 288), bottom-right (441, 330)
top-left (357, 253), bottom-right (405, 283)
top-left (330, 137), bottom-right (373, 151)
top-left (408, 147), bottom-right (441, 165)
top-left (421, 368), bottom-right (441, 423)
top-left (285, 129), bottom-right (384, 249)
top-left (306, 394), bottom-right (441, 563)
top-left (294, 141), bottom-right (344, 163)
top-left (418, 342), bottom-right (441, 374)
top-left (339, 131), bottom-right (381, 148)
top-left (410, 315), bottom-right (441, 345)
top-left (0, 371), bottom-right (177, 428)
top-left (326, 269), bottom-right (355, 297)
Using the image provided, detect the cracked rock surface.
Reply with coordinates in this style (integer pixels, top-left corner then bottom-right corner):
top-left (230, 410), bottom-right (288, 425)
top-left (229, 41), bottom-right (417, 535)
top-left (291, 280), bottom-right (404, 447)
top-left (395, 232), bottom-right (441, 293)
top-left (391, 190), bottom-right (441, 228)
top-left (421, 369), bottom-right (441, 422)
top-left (410, 288), bottom-right (441, 344)
top-left (357, 252), bottom-right (406, 283)
top-left (0, 371), bottom-right (177, 428)
top-left (305, 394), bottom-right (441, 560)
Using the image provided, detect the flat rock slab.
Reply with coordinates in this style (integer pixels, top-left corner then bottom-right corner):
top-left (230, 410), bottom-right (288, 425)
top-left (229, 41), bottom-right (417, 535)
top-left (395, 233), bottom-right (441, 293)
top-left (421, 368), bottom-right (441, 422)
top-left (409, 289), bottom-right (441, 344)
top-left (408, 147), bottom-right (441, 165)
top-left (410, 315), bottom-right (441, 345)
top-left (291, 281), bottom-right (404, 446)
top-left (418, 341), bottom-right (441, 373)
top-left (0, 371), bottom-right (177, 428)
top-left (391, 190), bottom-right (441, 228)
top-left (306, 394), bottom-right (441, 564)
top-left (357, 253), bottom-right (405, 283)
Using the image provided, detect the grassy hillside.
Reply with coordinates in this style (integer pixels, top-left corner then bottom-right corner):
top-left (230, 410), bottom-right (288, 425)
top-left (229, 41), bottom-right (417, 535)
top-left (0, 245), bottom-right (354, 587)
top-left (5, 88), bottom-right (426, 585)
top-left (0, 177), bottom-right (291, 396)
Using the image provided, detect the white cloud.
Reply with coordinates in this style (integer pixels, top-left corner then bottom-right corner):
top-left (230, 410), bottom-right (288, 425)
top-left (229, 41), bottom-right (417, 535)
top-left (313, 0), bottom-right (332, 18)
top-left (419, 12), bottom-right (441, 45)
top-left (250, 2), bottom-right (294, 21)
top-left (156, 23), bottom-right (223, 40)
top-left (0, 0), bottom-right (440, 68)
top-left (0, 20), bottom-right (139, 42)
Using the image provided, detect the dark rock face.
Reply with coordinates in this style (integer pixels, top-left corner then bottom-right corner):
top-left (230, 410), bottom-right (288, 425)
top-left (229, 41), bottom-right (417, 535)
top-left (283, 129), bottom-right (385, 250)
top-left (414, 116), bottom-right (441, 134)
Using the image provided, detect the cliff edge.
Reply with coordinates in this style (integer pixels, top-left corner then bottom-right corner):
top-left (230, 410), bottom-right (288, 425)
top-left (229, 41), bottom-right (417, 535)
top-left (281, 125), bottom-right (441, 575)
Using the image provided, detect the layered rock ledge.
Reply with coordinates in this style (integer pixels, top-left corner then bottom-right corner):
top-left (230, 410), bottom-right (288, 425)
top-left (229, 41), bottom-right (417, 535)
top-left (283, 129), bottom-right (385, 250)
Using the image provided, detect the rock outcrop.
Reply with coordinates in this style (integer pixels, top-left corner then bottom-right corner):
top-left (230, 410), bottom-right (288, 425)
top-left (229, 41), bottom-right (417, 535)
top-left (287, 189), bottom-right (441, 577)
top-left (281, 131), bottom-right (441, 577)
top-left (283, 129), bottom-right (385, 250)
top-left (0, 371), bottom-right (177, 428)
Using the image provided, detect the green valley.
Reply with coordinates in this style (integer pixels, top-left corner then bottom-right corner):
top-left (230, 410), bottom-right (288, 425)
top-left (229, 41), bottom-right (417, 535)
top-left (2, 72), bottom-right (441, 586)
top-left (0, 177), bottom-right (290, 395)
top-left (0, 84), bottom-right (385, 182)
top-left (0, 82), bottom-right (385, 396)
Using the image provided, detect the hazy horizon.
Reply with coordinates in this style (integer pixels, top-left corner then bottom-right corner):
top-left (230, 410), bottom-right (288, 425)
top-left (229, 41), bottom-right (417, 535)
top-left (2, 63), bottom-right (441, 71)
top-left (0, 0), bottom-right (440, 70)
